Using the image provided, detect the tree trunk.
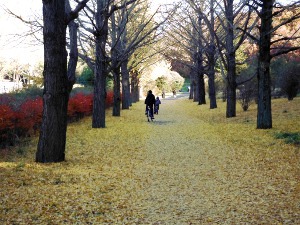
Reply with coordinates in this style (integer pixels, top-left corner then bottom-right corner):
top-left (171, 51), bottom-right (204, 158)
top-left (121, 59), bottom-right (131, 109)
top-left (36, 0), bottom-right (68, 162)
top-left (189, 74), bottom-right (194, 99)
top-left (257, 1), bottom-right (273, 129)
top-left (130, 77), bottom-right (135, 103)
top-left (198, 74), bottom-right (206, 105)
top-left (111, 11), bottom-right (121, 116)
top-left (193, 76), bottom-right (199, 102)
top-left (207, 1), bottom-right (217, 109)
top-left (66, 2), bottom-right (78, 92)
top-left (131, 70), bottom-right (139, 103)
top-left (92, 1), bottom-right (108, 128)
top-left (192, 58), bottom-right (199, 102)
top-left (197, 16), bottom-right (206, 105)
top-left (208, 58), bottom-right (217, 109)
top-left (112, 65), bottom-right (121, 116)
top-left (226, 0), bottom-right (237, 118)
top-left (226, 67), bottom-right (237, 117)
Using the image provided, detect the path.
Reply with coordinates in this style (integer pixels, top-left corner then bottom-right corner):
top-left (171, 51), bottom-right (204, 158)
top-left (1, 94), bottom-right (299, 224)
top-left (130, 95), bottom-right (233, 224)
top-left (126, 95), bottom-right (299, 224)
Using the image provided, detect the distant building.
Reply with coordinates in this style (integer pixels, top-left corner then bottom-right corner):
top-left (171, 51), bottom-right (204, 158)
top-left (0, 80), bottom-right (24, 94)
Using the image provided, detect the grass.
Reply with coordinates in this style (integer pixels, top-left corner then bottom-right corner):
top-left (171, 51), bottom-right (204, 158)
top-left (275, 132), bottom-right (300, 146)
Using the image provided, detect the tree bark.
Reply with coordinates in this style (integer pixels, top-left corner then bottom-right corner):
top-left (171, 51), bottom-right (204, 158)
top-left (198, 73), bottom-right (206, 105)
top-left (66, 1), bottom-right (78, 92)
top-left (92, 0), bottom-right (109, 128)
top-left (36, 0), bottom-right (68, 162)
top-left (130, 70), bottom-right (139, 103)
top-left (197, 16), bottom-right (206, 105)
top-left (226, 0), bottom-right (237, 118)
top-left (257, 1), bottom-right (273, 129)
top-left (111, 10), bottom-right (122, 116)
top-left (207, 0), bottom-right (217, 109)
top-left (112, 65), bottom-right (121, 116)
top-left (191, 53), bottom-right (199, 102)
top-left (121, 59), bottom-right (131, 109)
top-left (207, 45), bottom-right (217, 109)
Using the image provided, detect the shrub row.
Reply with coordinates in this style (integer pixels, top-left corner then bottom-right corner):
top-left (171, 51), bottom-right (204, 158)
top-left (0, 91), bottom-right (113, 147)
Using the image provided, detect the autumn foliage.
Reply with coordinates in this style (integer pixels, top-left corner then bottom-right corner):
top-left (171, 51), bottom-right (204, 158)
top-left (0, 97), bottom-right (299, 224)
top-left (0, 91), bottom-right (114, 146)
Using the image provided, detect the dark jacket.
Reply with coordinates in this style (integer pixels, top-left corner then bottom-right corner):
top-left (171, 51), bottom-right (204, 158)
top-left (145, 93), bottom-right (155, 106)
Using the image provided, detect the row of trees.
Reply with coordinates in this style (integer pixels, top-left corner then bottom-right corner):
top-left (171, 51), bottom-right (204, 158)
top-left (5, 0), bottom-right (299, 162)
top-left (164, 0), bottom-right (300, 128)
top-left (31, 0), bottom-right (175, 162)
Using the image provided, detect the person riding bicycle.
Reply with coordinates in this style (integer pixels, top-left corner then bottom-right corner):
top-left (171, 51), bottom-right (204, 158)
top-left (145, 90), bottom-right (155, 119)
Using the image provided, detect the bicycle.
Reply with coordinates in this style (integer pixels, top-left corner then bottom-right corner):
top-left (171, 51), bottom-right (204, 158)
top-left (145, 106), bottom-right (154, 122)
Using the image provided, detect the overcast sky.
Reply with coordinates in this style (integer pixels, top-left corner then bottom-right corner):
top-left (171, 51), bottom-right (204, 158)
top-left (0, 0), bottom-right (294, 65)
top-left (0, 0), bottom-right (42, 64)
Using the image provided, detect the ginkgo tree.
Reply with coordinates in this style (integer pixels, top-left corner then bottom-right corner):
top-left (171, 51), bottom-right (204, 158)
top-left (36, 0), bottom-right (89, 163)
top-left (163, 2), bottom-right (205, 103)
top-left (246, 0), bottom-right (300, 129)
top-left (77, 0), bottom-right (171, 121)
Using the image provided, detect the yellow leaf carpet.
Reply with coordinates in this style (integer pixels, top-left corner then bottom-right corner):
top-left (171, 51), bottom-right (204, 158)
top-left (1, 94), bottom-right (299, 224)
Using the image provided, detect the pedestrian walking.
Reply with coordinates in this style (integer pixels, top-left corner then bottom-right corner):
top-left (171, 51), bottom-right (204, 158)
top-left (154, 97), bottom-right (161, 114)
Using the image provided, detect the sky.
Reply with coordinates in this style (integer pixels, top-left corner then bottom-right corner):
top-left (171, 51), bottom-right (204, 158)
top-left (0, 0), bottom-right (42, 65)
top-left (0, 0), bottom-right (293, 65)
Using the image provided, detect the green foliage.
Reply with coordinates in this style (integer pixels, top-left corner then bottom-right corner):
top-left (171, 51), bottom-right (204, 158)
top-left (170, 80), bottom-right (183, 92)
top-left (180, 78), bottom-right (190, 92)
top-left (155, 77), bottom-right (167, 92)
top-left (236, 44), bottom-right (249, 75)
top-left (0, 86), bottom-right (43, 110)
top-left (77, 66), bottom-right (94, 86)
top-left (271, 56), bottom-right (300, 99)
top-left (13, 86), bottom-right (43, 99)
top-left (70, 86), bottom-right (93, 97)
top-left (275, 132), bottom-right (300, 146)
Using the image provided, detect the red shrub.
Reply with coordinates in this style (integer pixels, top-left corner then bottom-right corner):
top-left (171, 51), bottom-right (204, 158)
top-left (0, 104), bottom-right (15, 144)
top-left (17, 97), bottom-right (43, 132)
top-left (68, 93), bottom-right (93, 120)
top-left (0, 104), bottom-right (15, 131)
top-left (1, 90), bottom-right (114, 146)
top-left (106, 91), bottom-right (113, 108)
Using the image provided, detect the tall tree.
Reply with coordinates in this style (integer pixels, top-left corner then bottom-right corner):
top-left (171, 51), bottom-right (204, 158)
top-left (251, 0), bottom-right (300, 128)
top-left (206, 0), bottom-right (217, 109)
top-left (36, 0), bottom-right (89, 163)
top-left (196, 15), bottom-right (206, 105)
top-left (256, 0), bottom-right (273, 129)
top-left (92, 0), bottom-right (137, 126)
top-left (78, 0), bottom-right (163, 124)
top-left (92, 0), bottom-right (110, 128)
top-left (164, 3), bottom-right (204, 102)
top-left (187, 0), bottom-right (217, 108)
top-left (111, 9), bottom-right (122, 116)
top-left (111, 0), bottom-right (170, 114)
top-left (225, 0), bottom-right (237, 117)
top-left (214, 0), bottom-right (254, 117)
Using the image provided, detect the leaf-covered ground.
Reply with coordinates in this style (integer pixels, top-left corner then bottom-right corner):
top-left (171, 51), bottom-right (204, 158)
top-left (1, 94), bottom-right (299, 224)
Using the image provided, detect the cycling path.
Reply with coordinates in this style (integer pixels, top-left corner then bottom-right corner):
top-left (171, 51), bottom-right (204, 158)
top-left (1, 93), bottom-right (298, 224)
top-left (125, 93), bottom-right (299, 224)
